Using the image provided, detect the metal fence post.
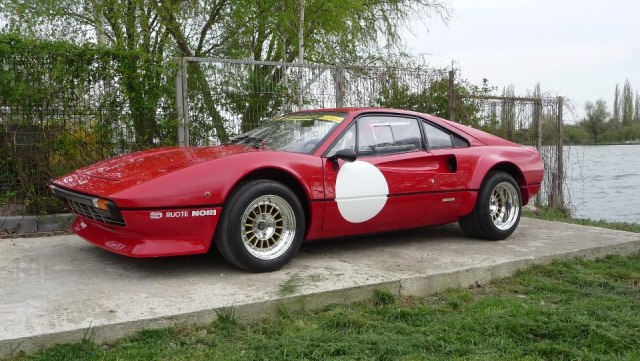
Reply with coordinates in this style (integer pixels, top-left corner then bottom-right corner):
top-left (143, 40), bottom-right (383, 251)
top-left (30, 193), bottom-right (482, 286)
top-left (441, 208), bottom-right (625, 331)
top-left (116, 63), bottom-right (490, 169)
top-left (448, 70), bottom-right (455, 122)
top-left (556, 96), bottom-right (564, 210)
top-left (534, 98), bottom-right (543, 206)
top-left (334, 66), bottom-right (344, 108)
top-left (176, 58), bottom-right (190, 147)
top-left (176, 59), bottom-right (185, 146)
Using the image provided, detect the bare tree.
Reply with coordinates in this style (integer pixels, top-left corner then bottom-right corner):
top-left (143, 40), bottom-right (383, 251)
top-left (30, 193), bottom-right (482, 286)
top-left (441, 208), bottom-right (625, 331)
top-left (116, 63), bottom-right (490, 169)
top-left (634, 91), bottom-right (640, 124)
top-left (613, 83), bottom-right (620, 121)
top-left (582, 99), bottom-right (609, 144)
top-left (500, 85), bottom-right (516, 138)
top-left (622, 79), bottom-right (633, 127)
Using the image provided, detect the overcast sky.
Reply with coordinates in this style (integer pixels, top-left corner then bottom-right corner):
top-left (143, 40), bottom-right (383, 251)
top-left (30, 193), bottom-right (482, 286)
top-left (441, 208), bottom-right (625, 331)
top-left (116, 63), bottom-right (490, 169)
top-left (403, 0), bottom-right (640, 121)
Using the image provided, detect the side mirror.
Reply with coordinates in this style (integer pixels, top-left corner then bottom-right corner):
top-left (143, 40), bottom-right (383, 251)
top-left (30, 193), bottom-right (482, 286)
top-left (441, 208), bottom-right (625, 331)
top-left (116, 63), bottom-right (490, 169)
top-left (329, 149), bottom-right (357, 169)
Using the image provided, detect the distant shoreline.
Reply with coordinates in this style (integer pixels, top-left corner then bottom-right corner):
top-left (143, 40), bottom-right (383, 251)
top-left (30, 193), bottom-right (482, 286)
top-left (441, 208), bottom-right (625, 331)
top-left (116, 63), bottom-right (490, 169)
top-left (567, 142), bottom-right (640, 146)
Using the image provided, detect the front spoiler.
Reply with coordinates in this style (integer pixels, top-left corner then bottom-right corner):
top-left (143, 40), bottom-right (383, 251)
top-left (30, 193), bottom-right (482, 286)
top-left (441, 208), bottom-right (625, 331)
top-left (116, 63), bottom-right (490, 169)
top-left (71, 206), bottom-right (222, 257)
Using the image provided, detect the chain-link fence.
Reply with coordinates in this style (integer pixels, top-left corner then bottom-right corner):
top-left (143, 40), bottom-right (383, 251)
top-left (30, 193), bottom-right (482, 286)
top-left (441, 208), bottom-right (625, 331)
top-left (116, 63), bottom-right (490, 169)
top-left (178, 58), bottom-right (565, 209)
top-left (1, 52), bottom-right (565, 222)
top-left (0, 36), bottom-right (176, 220)
top-left (456, 95), bottom-right (565, 209)
top-left (177, 58), bottom-right (449, 145)
top-left (177, 58), bottom-right (447, 145)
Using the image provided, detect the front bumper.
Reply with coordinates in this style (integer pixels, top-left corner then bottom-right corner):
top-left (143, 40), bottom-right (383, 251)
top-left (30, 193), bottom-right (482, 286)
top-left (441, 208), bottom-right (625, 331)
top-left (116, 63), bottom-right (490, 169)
top-left (71, 206), bottom-right (222, 257)
top-left (522, 184), bottom-right (542, 205)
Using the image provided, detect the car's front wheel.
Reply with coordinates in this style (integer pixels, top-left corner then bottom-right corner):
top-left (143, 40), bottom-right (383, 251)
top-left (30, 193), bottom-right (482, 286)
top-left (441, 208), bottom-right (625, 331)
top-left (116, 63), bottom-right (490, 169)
top-left (215, 180), bottom-right (305, 272)
top-left (459, 171), bottom-right (522, 240)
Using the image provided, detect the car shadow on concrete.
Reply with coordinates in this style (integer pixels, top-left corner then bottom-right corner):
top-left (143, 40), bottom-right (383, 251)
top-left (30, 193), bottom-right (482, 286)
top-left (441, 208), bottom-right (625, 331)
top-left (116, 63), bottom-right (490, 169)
top-left (70, 222), bottom-right (474, 278)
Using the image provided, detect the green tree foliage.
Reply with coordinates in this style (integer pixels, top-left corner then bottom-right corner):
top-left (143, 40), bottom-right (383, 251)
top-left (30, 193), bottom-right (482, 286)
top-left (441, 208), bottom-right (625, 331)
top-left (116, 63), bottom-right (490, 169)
top-left (377, 74), bottom-right (494, 127)
top-left (634, 92), bottom-right (640, 124)
top-left (0, 34), bottom-right (176, 212)
top-left (621, 79), bottom-right (634, 140)
top-left (0, 0), bottom-right (450, 142)
top-left (563, 124), bottom-right (588, 144)
top-left (613, 84), bottom-right (620, 122)
top-left (581, 99), bottom-right (609, 144)
top-left (571, 80), bottom-right (640, 144)
top-left (1, 0), bottom-right (177, 147)
top-left (156, 0), bottom-right (451, 137)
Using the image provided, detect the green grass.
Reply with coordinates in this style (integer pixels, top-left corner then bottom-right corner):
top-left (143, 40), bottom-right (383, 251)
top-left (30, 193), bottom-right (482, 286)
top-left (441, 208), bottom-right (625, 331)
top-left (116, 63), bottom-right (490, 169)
top-left (524, 206), bottom-right (640, 233)
top-left (7, 252), bottom-right (640, 361)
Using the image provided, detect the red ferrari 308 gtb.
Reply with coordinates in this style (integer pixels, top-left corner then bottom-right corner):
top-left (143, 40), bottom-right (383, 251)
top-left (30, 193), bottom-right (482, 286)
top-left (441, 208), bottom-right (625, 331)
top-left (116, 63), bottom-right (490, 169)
top-left (51, 108), bottom-right (544, 272)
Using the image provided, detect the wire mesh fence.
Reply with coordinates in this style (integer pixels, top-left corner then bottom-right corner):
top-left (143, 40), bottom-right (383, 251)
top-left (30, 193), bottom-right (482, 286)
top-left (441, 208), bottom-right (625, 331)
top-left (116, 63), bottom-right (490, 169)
top-left (0, 40), bottom-right (176, 220)
top-left (456, 95), bottom-right (565, 208)
top-left (179, 58), bottom-right (565, 209)
top-left (178, 58), bottom-right (449, 145)
top-left (1, 53), bottom-right (566, 223)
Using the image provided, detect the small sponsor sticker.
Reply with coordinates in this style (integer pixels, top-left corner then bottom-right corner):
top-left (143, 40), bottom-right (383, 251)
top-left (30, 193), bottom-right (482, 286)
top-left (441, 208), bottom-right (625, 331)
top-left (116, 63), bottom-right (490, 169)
top-left (319, 114), bottom-right (345, 122)
top-left (75, 220), bottom-right (87, 231)
top-left (191, 209), bottom-right (217, 217)
top-left (149, 209), bottom-right (217, 219)
top-left (166, 210), bottom-right (190, 218)
top-left (105, 240), bottom-right (126, 250)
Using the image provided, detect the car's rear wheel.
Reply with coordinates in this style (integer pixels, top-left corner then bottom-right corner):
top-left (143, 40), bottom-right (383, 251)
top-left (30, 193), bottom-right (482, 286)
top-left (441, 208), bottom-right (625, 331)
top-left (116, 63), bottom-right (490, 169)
top-left (215, 180), bottom-right (304, 272)
top-left (459, 171), bottom-right (522, 240)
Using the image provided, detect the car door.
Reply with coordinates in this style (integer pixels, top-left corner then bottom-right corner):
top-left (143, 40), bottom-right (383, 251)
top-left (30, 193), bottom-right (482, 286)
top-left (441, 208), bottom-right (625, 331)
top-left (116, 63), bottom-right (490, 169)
top-left (419, 120), bottom-right (478, 224)
top-left (320, 114), bottom-right (443, 238)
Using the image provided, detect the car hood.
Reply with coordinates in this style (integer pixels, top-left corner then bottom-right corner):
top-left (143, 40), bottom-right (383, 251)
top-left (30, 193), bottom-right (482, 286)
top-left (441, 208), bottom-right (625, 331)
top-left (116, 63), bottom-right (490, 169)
top-left (81, 145), bottom-right (255, 181)
top-left (53, 145), bottom-right (256, 195)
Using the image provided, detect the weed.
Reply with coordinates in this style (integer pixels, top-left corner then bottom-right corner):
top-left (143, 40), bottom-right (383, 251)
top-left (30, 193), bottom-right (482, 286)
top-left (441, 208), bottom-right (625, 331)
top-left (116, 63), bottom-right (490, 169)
top-left (278, 273), bottom-right (303, 296)
top-left (81, 322), bottom-right (95, 343)
top-left (213, 307), bottom-right (237, 331)
top-left (372, 289), bottom-right (396, 306)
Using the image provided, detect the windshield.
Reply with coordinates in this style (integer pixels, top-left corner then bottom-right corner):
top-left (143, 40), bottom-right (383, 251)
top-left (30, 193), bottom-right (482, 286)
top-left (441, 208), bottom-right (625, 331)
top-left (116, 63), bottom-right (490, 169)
top-left (228, 112), bottom-right (347, 154)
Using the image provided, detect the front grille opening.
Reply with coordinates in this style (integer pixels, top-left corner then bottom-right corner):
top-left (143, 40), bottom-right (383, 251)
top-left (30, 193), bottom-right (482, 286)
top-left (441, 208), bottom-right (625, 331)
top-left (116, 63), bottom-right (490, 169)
top-left (52, 187), bottom-right (125, 227)
top-left (66, 199), bottom-right (125, 226)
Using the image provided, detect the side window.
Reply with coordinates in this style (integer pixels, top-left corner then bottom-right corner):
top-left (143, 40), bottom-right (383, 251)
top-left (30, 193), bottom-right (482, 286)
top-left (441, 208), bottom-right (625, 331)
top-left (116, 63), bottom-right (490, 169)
top-left (326, 124), bottom-right (356, 157)
top-left (422, 121), bottom-right (469, 149)
top-left (357, 116), bottom-right (422, 156)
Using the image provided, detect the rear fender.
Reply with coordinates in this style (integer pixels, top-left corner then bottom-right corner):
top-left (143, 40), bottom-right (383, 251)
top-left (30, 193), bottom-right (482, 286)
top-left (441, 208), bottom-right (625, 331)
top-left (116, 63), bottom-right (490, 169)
top-left (469, 157), bottom-right (529, 203)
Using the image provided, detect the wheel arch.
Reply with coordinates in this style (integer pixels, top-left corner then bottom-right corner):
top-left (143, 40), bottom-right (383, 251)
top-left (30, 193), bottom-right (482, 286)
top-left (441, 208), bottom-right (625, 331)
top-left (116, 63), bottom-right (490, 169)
top-left (227, 167), bottom-right (311, 235)
top-left (484, 162), bottom-right (529, 204)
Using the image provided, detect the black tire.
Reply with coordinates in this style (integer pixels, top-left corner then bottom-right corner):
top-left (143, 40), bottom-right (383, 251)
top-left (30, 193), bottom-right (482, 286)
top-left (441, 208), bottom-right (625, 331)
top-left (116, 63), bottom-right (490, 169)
top-left (215, 180), bottom-right (305, 272)
top-left (459, 171), bottom-right (522, 240)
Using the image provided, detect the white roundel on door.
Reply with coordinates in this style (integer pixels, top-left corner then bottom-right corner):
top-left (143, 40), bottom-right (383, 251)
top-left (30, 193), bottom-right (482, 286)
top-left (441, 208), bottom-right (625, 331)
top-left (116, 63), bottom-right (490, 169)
top-left (335, 160), bottom-right (389, 223)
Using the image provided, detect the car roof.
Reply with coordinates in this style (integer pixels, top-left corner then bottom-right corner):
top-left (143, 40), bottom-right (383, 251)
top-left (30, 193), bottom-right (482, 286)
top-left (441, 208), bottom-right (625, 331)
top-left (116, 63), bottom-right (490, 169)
top-left (296, 107), bottom-right (438, 118)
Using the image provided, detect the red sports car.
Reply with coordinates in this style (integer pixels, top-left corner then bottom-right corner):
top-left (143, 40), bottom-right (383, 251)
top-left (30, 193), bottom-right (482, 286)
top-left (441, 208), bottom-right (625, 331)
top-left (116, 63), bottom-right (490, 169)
top-left (51, 108), bottom-right (544, 272)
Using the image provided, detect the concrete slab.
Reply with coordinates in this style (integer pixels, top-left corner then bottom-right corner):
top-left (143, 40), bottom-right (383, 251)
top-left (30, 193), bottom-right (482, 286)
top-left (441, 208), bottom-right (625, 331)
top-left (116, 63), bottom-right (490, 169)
top-left (1, 218), bottom-right (639, 358)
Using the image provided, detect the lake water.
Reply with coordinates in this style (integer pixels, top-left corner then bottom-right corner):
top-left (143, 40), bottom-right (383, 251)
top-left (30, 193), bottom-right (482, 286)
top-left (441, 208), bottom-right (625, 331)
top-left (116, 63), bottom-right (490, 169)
top-left (565, 144), bottom-right (640, 224)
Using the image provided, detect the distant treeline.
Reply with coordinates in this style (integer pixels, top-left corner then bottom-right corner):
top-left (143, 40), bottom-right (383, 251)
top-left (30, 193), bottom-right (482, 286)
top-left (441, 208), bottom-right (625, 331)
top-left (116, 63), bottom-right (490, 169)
top-left (570, 80), bottom-right (640, 144)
